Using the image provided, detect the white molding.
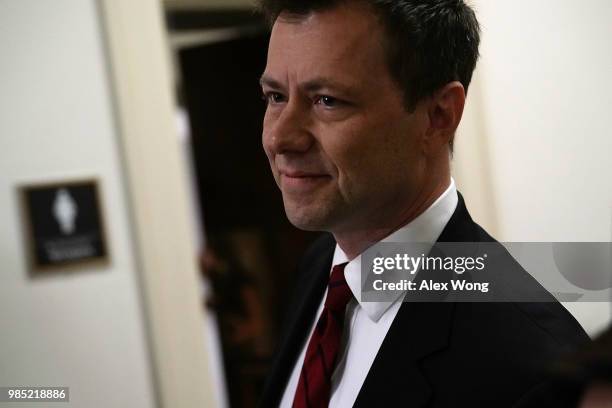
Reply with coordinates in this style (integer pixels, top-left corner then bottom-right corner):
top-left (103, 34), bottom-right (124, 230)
top-left (97, 0), bottom-right (216, 406)
top-left (164, 0), bottom-right (256, 11)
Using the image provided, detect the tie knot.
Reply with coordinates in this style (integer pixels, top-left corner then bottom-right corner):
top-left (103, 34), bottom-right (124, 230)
top-left (325, 262), bottom-right (353, 312)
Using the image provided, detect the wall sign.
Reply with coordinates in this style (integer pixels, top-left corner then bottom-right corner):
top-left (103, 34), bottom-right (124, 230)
top-left (19, 179), bottom-right (109, 274)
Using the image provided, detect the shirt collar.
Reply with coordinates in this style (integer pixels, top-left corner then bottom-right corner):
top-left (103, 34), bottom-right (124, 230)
top-left (331, 178), bottom-right (459, 322)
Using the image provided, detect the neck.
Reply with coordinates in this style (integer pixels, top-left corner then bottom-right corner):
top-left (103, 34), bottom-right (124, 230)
top-left (333, 175), bottom-right (451, 260)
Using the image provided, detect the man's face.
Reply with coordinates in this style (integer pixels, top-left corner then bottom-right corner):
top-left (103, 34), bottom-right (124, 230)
top-left (261, 2), bottom-right (429, 234)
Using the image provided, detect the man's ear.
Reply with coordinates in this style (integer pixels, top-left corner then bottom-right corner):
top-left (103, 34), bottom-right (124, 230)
top-left (424, 81), bottom-right (466, 154)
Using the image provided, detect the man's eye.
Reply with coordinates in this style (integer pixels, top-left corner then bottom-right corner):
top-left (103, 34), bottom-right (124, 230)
top-left (263, 92), bottom-right (285, 104)
top-left (314, 95), bottom-right (340, 108)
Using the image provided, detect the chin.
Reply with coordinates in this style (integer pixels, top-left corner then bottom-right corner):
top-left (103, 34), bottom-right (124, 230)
top-left (286, 212), bottom-right (326, 231)
top-left (284, 204), bottom-right (334, 232)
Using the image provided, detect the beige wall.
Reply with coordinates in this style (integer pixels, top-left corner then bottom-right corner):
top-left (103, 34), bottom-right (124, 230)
top-left (100, 0), bottom-right (218, 406)
top-left (455, 0), bottom-right (612, 336)
top-left (0, 0), bottom-right (218, 406)
top-left (165, 0), bottom-right (256, 10)
top-left (0, 1), bottom-right (156, 407)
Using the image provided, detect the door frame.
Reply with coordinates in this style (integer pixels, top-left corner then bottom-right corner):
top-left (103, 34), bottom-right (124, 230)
top-left (98, 1), bottom-right (217, 407)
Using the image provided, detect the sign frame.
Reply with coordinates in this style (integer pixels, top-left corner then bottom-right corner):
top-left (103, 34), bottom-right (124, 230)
top-left (18, 178), bottom-right (111, 276)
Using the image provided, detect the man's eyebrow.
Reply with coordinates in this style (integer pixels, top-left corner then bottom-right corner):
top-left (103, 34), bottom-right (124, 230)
top-left (302, 77), bottom-right (353, 94)
top-left (259, 75), bottom-right (355, 95)
top-left (259, 75), bottom-right (283, 89)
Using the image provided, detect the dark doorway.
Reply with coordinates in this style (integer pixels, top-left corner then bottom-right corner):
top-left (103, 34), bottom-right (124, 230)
top-left (179, 28), bottom-right (318, 408)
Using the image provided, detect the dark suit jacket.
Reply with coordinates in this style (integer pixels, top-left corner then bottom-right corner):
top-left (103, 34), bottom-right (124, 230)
top-left (260, 193), bottom-right (590, 407)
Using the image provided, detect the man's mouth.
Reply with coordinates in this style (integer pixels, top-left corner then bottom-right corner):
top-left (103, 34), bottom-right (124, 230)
top-left (279, 170), bottom-right (331, 193)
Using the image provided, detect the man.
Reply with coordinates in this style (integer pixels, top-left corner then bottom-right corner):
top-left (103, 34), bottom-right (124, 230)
top-left (257, 0), bottom-right (589, 407)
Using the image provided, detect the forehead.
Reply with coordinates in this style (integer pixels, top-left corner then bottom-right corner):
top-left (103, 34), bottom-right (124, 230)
top-left (265, 3), bottom-right (389, 87)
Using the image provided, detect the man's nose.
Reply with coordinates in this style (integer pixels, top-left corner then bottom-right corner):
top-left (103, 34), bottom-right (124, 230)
top-left (263, 99), bottom-right (313, 155)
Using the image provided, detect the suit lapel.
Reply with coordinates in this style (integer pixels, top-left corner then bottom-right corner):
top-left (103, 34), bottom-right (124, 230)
top-left (353, 301), bottom-right (455, 408)
top-left (354, 193), bottom-right (479, 408)
top-left (259, 234), bottom-right (336, 407)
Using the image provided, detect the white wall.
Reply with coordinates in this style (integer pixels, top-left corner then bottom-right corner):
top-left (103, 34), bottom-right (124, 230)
top-left (165, 0), bottom-right (255, 10)
top-left (0, 1), bottom-right (156, 407)
top-left (100, 0), bottom-right (217, 406)
top-left (455, 0), bottom-right (612, 336)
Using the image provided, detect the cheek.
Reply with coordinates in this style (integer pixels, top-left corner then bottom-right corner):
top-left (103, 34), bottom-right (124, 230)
top-left (325, 119), bottom-right (419, 190)
top-left (261, 121), bottom-right (275, 161)
top-left (261, 113), bottom-right (271, 146)
top-left (318, 122), bottom-right (384, 191)
top-left (262, 133), bottom-right (272, 160)
top-left (261, 133), bottom-right (279, 183)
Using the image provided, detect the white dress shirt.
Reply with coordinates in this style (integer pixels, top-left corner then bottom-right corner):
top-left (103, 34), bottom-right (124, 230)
top-left (280, 179), bottom-right (458, 408)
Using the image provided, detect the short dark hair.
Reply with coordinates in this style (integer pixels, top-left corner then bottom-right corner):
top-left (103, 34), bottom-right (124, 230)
top-left (258, 0), bottom-right (480, 112)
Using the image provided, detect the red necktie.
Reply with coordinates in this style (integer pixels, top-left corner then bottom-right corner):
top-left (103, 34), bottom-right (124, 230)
top-left (293, 263), bottom-right (353, 408)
